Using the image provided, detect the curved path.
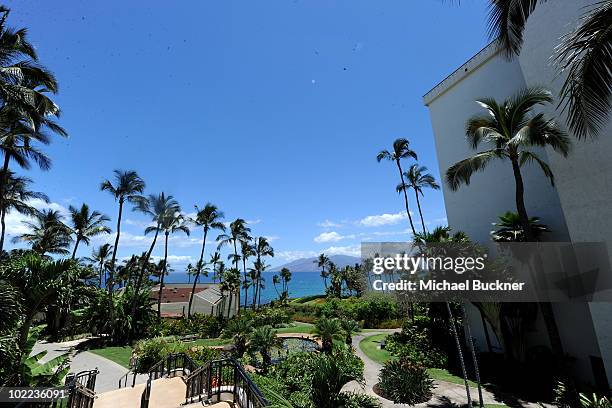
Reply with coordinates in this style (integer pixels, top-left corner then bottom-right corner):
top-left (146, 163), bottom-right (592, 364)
top-left (345, 331), bottom-right (540, 408)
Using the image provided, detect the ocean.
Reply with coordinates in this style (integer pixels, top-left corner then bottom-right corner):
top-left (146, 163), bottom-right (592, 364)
top-left (165, 271), bottom-right (326, 304)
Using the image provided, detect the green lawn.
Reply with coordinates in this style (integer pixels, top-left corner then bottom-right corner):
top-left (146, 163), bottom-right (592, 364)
top-left (89, 345), bottom-right (133, 368)
top-left (359, 334), bottom-right (479, 388)
top-left (274, 322), bottom-right (314, 334)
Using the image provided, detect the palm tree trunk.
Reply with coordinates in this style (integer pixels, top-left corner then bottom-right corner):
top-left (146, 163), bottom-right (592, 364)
top-left (157, 232), bottom-right (169, 319)
top-left (99, 260), bottom-right (104, 288)
top-left (71, 237), bottom-right (81, 260)
top-left (396, 160), bottom-right (417, 236)
top-left (0, 154), bottom-right (11, 253)
top-left (242, 257), bottom-right (248, 312)
top-left (227, 293), bottom-right (233, 319)
top-left (108, 199), bottom-right (124, 294)
top-left (414, 190), bottom-right (427, 233)
top-left (0, 206), bottom-right (6, 253)
top-left (510, 157), bottom-right (533, 241)
top-left (258, 277), bottom-right (263, 307)
top-left (188, 229), bottom-right (208, 317)
top-left (446, 302), bottom-right (472, 406)
top-left (462, 304), bottom-right (484, 408)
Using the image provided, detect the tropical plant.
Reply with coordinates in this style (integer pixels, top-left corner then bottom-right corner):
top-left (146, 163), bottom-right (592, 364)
top-left (13, 209), bottom-right (72, 255)
top-left (67, 203), bottom-right (111, 259)
top-left (377, 356), bottom-right (433, 404)
top-left (240, 239), bottom-right (255, 308)
top-left (340, 319), bottom-right (360, 345)
top-left (221, 267), bottom-right (241, 319)
top-left (377, 138), bottom-right (419, 235)
top-left (210, 251), bottom-right (221, 283)
top-left (249, 325), bottom-right (282, 373)
top-left (280, 267), bottom-right (291, 300)
top-left (100, 170), bottom-right (145, 292)
top-left (221, 316), bottom-right (251, 357)
top-left (252, 236), bottom-right (274, 308)
top-left (487, 0), bottom-right (612, 140)
top-left (0, 170), bottom-right (48, 252)
top-left (156, 208), bottom-right (189, 318)
top-left (310, 352), bottom-right (365, 408)
top-left (86, 244), bottom-right (113, 288)
top-left (446, 87), bottom-right (570, 240)
top-left (189, 203), bottom-right (225, 316)
top-left (313, 317), bottom-right (343, 353)
top-left (396, 164), bottom-right (439, 233)
top-left (316, 253), bottom-right (330, 289)
top-left (491, 211), bottom-right (550, 242)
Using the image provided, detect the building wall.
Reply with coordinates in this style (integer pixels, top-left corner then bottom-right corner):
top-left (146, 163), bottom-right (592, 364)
top-left (424, 0), bottom-right (610, 387)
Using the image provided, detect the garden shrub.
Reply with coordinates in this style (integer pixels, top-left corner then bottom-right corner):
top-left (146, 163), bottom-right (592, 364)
top-left (336, 391), bottom-right (382, 408)
top-left (385, 315), bottom-right (448, 368)
top-left (133, 337), bottom-right (219, 373)
top-left (377, 357), bottom-right (433, 404)
top-left (147, 314), bottom-right (223, 338)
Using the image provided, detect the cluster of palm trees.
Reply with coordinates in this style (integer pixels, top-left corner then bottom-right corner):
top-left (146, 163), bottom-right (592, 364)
top-left (377, 139), bottom-right (440, 237)
top-left (272, 267), bottom-right (292, 303)
top-left (316, 254), bottom-right (365, 298)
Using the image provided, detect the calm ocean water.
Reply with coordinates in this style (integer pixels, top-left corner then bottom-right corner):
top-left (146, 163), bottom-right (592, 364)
top-left (165, 271), bottom-right (326, 304)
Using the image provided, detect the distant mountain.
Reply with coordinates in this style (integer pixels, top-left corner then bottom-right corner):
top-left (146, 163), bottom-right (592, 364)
top-left (269, 255), bottom-right (361, 273)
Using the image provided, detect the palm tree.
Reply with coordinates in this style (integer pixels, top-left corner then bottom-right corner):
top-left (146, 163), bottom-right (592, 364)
top-left (377, 138), bottom-right (419, 236)
top-left (240, 239), bottom-right (255, 309)
top-left (280, 267), bottom-right (291, 301)
top-left (272, 274), bottom-right (281, 299)
top-left (316, 253), bottom-right (330, 289)
top-left (13, 209), bottom-right (71, 255)
top-left (313, 317), bottom-right (343, 353)
top-left (396, 164), bottom-right (439, 233)
top-left (487, 0), bottom-right (612, 139)
top-left (87, 243), bottom-right (113, 288)
top-left (446, 87), bottom-right (570, 240)
top-left (221, 317), bottom-right (251, 357)
top-left (252, 236), bottom-right (274, 308)
top-left (249, 326), bottom-right (282, 373)
top-left (67, 204), bottom-right (111, 259)
top-left (221, 267), bottom-right (241, 319)
top-left (157, 209), bottom-right (190, 318)
top-left (491, 211), bottom-right (550, 242)
top-left (189, 203), bottom-right (225, 317)
top-left (217, 218), bottom-right (251, 269)
top-left (0, 170), bottom-right (47, 252)
top-left (100, 170), bottom-right (145, 293)
top-left (210, 251), bottom-right (221, 283)
top-left (340, 319), bottom-right (360, 345)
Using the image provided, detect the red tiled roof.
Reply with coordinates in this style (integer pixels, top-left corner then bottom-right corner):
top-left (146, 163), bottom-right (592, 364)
top-left (150, 285), bottom-right (208, 303)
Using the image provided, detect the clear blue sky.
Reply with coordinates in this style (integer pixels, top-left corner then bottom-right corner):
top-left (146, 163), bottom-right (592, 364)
top-left (4, 0), bottom-right (490, 269)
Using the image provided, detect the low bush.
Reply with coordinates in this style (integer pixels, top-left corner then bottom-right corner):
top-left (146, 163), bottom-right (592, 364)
top-left (147, 314), bottom-right (223, 338)
top-left (385, 315), bottom-right (447, 368)
top-left (377, 357), bottom-right (433, 404)
top-left (133, 337), bottom-right (219, 373)
top-left (337, 391), bottom-right (382, 408)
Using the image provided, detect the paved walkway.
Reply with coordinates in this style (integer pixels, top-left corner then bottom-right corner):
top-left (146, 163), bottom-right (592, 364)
top-left (344, 331), bottom-right (542, 408)
top-left (33, 338), bottom-right (147, 393)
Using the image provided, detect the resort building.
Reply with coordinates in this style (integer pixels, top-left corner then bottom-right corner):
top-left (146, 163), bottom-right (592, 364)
top-left (150, 283), bottom-right (238, 318)
top-left (424, 0), bottom-right (612, 389)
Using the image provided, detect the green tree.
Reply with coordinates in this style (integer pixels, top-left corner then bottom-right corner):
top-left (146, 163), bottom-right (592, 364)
top-left (249, 325), bottom-right (282, 373)
top-left (0, 170), bottom-right (47, 252)
top-left (87, 243), bottom-right (113, 288)
top-left (221, 267), bottom-right (241, 319)
top-left (100, 170), bottom-right (145, 293)
top-left (240, 239), bottom-right (255, 309)
top-left (280, 267), bottom-right (291, 302)
top-left (210, 251), bottom-right (221, 283)
top-left (13, 209), bottom-right (71, 255)
top-left (252, 236), bottom-right (274, 308)
top-left (157, 209), bottom-right (189, 318)
top-left (491, 211), bottom-right (550, 242)
top-left (313, 317), bottom-right (343, 354)
top-left (316, 253), bottom-right (330, 289)
top-left (396, 164), bottom-right (439, 233)
top-left (377, 138), bottom-right (419, 236)
top-left (189, 203), bottom-right (225, 316)
top-left (446, 87), bottom-right (570, 241)
top-left (68, 203), bottom-right (111, 259)
top-left (340, 319), bottom-right (360, 345)
top-left (221, 317), bottom-right (251, 357)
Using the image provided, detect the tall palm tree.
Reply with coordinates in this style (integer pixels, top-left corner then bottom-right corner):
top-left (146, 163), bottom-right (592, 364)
top-left (396, 164), bottom-right (440, 233)
top-left (221, 267), bottom-right (241, 319)
top-left (13, 209), bottom-right (71, 255)
top-left (280, 267), bottom-right (291, 300)
top-left (100, 170), bottom-right (145, 293)
top-left (240, 239), bottom-right (255, 309)
top-left (0, 170), bottom-right (47, 252)
top-left (189, 203), bottom-right (225, 316)
top-left (312, 317), bottom-right (343, 354)
top-left (272, 274), bottom-right (281, 299)
top-left (217, 218), bottom-right (251, 270)
top-left (210, 251), bottom-right (221, 283)
top-left (157, 209), bottom-right (190, 318)
top-left (87, 243), bottom-right (113, 288)
top-left (252, 236), bottom-right (274, 308)
top-left (316, 253), bottom-right (330, 289)
top-left (446, 87), bottom-right (570, 240)
top-left (487, 0), bottom-right (611, 139)
top-left (377, 138), bottom-right (419, 236)
top-left (67, 204), bottom-right (111, 259)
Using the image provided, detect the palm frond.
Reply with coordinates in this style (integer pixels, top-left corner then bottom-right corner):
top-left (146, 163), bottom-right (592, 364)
top-left (446, 149), bottom-right (505, 191)
top-left (487, 0), bottom-right (543, 57)
top-left (519, 150), bottom-right (555, 185)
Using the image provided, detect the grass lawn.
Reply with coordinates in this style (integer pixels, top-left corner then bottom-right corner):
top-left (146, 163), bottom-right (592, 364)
top-left (89, 345), bottom-right (133, 368)
top-left (274, 322), bottom-right (314, 334)
top-left (359, 334), bottom-right (479, 388)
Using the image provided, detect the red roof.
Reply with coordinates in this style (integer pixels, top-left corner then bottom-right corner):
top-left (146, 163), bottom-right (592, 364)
top-left (150, 285), bottom-right (208, 303)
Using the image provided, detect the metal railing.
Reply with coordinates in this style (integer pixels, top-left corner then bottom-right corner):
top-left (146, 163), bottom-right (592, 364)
top-left (147, 353), bottom-right (198, 380)
top-left (185, 358), bottom-right (268, 408)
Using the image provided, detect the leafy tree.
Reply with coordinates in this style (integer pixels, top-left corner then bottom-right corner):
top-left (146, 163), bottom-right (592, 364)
top-left (68, 203), bottom-right (111, 259)
top-left (396, 164), bottom-right (439, 233)
top-left (13, 209), bottom-right (71, 255)
top-left (491, 211), bottom-right (550, 242)
top-left (189, 203), bottom-right (225, 316)
top-left (313, 317), bottom-right (343, 353)
top-left (100, 170), bottom-right (145, 292)
top-left (446, 87), bottom-right (570, 240)
top-left (377, 138), bottom-right (419, 236)
top-left (87, 243), bottom-right (113, 288)
top-left (221, 316), bottom-right (251, 357)
top-left (316, 253), bottom-right (330, 289)
top-left (157, 208), bottom-right (189, 318)
top-left (249, 325), bottom-right (282, 373)
top-left (0, 170), bottom-right (48, 252)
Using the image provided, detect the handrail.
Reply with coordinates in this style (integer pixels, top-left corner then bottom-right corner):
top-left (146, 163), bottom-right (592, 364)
top-left (140, 377), bottom-right (152, 408)
top-left (118, 369), bottom-right (137, 388)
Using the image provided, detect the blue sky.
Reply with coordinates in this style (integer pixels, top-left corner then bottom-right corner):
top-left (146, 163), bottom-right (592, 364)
top-left (4, 0), bottom-right (490, 269)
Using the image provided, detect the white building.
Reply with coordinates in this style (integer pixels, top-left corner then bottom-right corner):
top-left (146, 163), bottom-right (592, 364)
top-left (150, 283), bottom-right (238, 318)
top-left (424, 0), bottom-right (612, 388)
